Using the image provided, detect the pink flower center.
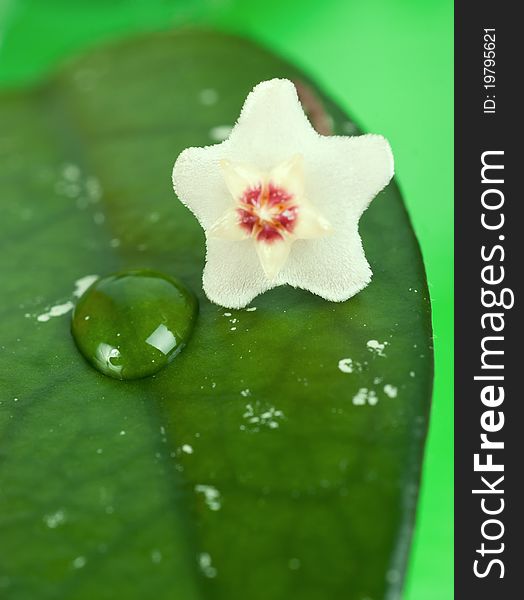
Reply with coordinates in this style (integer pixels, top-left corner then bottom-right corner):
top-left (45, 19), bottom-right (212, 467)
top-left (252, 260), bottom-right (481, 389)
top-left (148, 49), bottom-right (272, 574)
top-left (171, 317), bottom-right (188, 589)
top-left (237, 183), bottom-right (298, 243)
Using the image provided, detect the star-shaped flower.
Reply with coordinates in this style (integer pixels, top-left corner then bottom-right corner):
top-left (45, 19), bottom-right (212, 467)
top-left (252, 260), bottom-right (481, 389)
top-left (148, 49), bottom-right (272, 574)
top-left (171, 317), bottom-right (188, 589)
top-left (172, 78), bottom-right (394, 309)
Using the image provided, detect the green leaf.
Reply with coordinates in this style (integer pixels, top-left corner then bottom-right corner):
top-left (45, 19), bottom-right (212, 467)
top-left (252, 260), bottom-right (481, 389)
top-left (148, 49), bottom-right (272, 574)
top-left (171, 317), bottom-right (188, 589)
top-left (0, 31), bottom-right (432, 600)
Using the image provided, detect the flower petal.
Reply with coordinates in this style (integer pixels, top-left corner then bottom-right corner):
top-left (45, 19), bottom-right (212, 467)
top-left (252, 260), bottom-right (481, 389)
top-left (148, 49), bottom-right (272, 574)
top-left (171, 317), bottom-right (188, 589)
top-left (224, 79), bottom-right (318, 170)
top-left (220, 160), bottom-right (264, 202)
top-left (305, 134), bottom-right (394, 223)
top-left (293, 204), bottom-right (332, 240)
top-left (268, 154), bottom-right (305, 198)
top-left (172, 144), bottom-right (233, 229)
top-left (208, 209), bottom-right (249, 241)
top-left (203, 237), bottom-right (273, 308)
top-left (280, 228), bottom-right (372, 302)
top-left (255, 239), bottom-right (291, 281)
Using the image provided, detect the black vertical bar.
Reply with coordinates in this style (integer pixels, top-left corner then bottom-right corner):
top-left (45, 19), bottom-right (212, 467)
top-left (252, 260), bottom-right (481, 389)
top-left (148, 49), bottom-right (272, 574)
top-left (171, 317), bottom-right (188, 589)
top-left (455, 1), bottom-right (521, 597)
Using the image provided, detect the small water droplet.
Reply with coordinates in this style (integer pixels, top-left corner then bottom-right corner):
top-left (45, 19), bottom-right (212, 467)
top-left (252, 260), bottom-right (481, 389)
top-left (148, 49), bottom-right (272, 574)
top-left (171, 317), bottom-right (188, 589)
top-left (44, 509), bottom-right (67, 528)
top-left (198, 552), bottom-right (217, 578)
top-left (209, 124), bottom-right (232, 141)
top-left (71, 270), bottom-right (198, 380)
top-left (195, 484), bottom-right (221, 511)
top-left (199, 88), bottom-right (218, 106)
top-left (288, 558), bottom-right (301, 570)
top-left (72, 556), bottom-right (87, 569)
top-left (384, 384), bottom-right (398, 398)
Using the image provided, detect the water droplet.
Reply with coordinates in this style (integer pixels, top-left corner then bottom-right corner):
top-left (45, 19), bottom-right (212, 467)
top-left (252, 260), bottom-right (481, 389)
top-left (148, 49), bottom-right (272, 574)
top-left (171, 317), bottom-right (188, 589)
top-left (199, 88), bottom-right (218, 106)
top-left (288, 558), bottom-right (301, 570)
top-left (198, 552), bottom-right (217, 578)
top-left (71, 270), bottom-right (198, 380)
top-left (151, 549), bottom-right (162, 563)
top-left (383, 384), bottom-right (398, 398)
top-left (209, 124), bottom-right (232, 141)
top-left (72, 556), bottom-right (87, 569)
top-left (195, 484), bottom-right (221, 511)
top-left (44, 509), bottom-right (67, 528)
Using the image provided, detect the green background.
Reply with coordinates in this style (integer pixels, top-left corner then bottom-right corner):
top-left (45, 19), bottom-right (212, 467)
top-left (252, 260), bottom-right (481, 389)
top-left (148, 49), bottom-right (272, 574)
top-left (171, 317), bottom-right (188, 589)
top-left (0, 1), bottom-right (453, 599)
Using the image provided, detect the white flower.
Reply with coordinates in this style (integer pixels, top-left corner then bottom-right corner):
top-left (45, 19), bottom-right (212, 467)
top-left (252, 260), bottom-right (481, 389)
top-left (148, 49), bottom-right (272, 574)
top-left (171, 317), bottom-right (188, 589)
top-left (172, 78), bottom-right (394, 309)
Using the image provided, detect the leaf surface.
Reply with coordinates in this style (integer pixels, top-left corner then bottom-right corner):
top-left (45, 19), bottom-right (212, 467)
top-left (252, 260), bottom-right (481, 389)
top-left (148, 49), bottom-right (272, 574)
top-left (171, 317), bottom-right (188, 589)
top-left (0, 31), bottom-right (433, 600)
